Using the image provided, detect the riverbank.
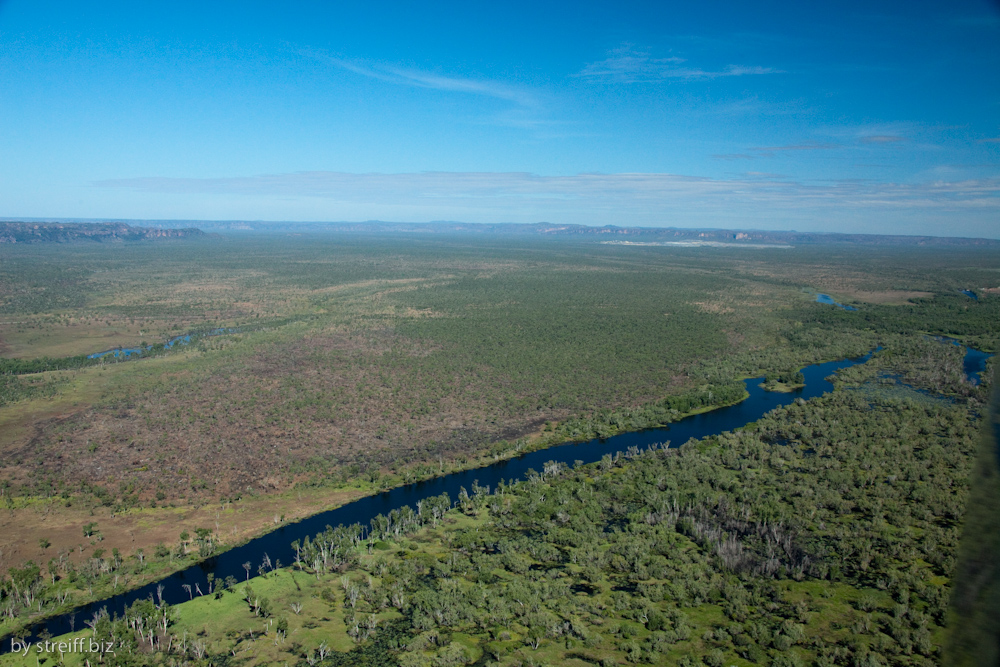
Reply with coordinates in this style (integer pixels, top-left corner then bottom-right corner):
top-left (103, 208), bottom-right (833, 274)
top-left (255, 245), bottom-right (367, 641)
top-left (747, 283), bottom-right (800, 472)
top-left (0, 379), bottom-right (753, 641)
top-left (0, 485), bottom-right (367, 639)
top-left (4, 360), bottom-right (979, 667)
top-left (1, 348), bottom-right (878, 648)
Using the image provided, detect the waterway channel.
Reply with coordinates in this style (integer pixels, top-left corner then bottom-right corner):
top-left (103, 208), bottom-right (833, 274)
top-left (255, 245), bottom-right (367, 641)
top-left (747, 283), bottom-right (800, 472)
top-left (6, 349), bottom-right (884, 645)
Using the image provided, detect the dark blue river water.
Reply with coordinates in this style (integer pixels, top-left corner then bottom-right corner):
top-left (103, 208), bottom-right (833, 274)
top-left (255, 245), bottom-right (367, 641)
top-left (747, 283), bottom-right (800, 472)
top-left (6, 350), bottom-right (876, 646)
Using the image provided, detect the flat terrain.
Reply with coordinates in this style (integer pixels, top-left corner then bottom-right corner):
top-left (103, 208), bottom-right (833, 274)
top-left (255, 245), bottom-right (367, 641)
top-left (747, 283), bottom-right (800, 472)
top-left (0, 234), bottom-right (997, 657)
top-left (1, 344), bottom-right (992, 666)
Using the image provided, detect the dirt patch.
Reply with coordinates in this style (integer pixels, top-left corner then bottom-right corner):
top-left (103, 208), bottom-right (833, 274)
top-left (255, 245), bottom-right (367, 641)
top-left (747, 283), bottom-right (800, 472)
top-left (0, 486), bottom-right (362, 575)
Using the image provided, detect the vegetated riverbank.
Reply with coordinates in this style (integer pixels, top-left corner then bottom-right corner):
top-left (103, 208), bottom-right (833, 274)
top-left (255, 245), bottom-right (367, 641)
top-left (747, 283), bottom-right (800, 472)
top-left (924, 335), bottom-right (992, 385)
top-left (0, 348), bottom-right (877, 649)
top-left (0, 333), bottom-right (879, 637)
top-left (4, 344), bottom-right (986, 667)
top-left (0, 379), bottom-right (751, 644)
top-left (0, 317), bottom-right (306, 376)
top-left (0, 378), bottom-right (752, 580)
top-left (815, 293), bottom-right (858, 311)
top-left (0, 484), bottom-right (371, 634)
top-left (1, 332), bottom-right (991, 650)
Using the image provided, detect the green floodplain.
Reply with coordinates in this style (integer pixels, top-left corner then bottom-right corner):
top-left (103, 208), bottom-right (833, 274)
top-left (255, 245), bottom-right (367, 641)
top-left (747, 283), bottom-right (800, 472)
top-left (0, 233), bottom-right (998, 666)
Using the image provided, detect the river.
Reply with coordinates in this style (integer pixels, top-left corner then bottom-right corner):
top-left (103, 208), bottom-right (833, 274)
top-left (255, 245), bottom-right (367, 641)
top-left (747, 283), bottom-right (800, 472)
top-left (87, 328), bottom-right (239, 360)
top-left (2, 349), bottom-right (882, 645)
top-left (815, 293), bottom-right (858, 311)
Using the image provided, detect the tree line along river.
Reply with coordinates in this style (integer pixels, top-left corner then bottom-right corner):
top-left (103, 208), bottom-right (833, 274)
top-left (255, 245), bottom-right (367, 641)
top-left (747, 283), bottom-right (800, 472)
top-left (2, 340), bottom-right (992, 649)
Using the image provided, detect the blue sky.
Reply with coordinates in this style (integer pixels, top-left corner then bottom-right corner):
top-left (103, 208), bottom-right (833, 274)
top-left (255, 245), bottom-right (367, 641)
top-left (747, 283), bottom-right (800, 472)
top-left (2, 0), bottom-right (999, 236)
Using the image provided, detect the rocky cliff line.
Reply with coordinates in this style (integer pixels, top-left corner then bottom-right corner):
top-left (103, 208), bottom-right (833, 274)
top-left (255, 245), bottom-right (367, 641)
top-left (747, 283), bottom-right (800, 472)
top-left (0, 222), bottom-right (205, 244)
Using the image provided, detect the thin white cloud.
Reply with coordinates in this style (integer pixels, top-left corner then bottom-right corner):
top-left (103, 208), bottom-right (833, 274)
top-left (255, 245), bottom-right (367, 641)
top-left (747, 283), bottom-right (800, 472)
top-left (307, 51), bottom-right (538, 108)
top-left (95, 171), bottom-right (1000, 217)
top-left (723, 65), bottom-right (780, 76)
top-left (576, 44), bottom-right (782, 83)
top-left (715, 136), bottom-right (913, 161)
top-left (712, 143), bottom-right (838, 159)
top-left (860, 135), bottom-right (907, 144)
top-left (750, 143), bottom-right (838, 153)
top-left (744, 172), bottom-right (787, 179)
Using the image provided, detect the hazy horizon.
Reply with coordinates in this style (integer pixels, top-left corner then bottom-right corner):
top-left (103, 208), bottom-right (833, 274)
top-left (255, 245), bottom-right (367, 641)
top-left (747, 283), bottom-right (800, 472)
top-left (1, 1), bottom-right (998, 237)
top-left (6, 216), bottom-right (1000, 242)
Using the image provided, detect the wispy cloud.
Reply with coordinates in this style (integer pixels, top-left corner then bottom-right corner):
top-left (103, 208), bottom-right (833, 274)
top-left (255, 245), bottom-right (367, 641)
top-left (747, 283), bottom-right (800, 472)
top-left (979, 137), bottom-right (1000, 144)
top-left (750, 143), bottom-right (838, 153)
top-left (860, 135), bottom-right (907, 144)
top-left (714, 135), bottom-right (913, 161)
top-left (744, 172), bottom-right (788, 180)
top-left (714, 143), bottom-right (838, 160)
top-left (576, 44), bottom-right (782, 83)
top-left (306, 51), bottom-right (538, 108)
top-left (95, 171), bottom-right (1000, 220)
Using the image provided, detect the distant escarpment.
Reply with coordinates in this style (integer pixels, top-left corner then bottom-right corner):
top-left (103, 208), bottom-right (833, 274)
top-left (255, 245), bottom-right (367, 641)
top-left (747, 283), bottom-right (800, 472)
top-left (132, 219), bottom-right (1000, 247)
top-left (0, 221), bottom-right (206, 244)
